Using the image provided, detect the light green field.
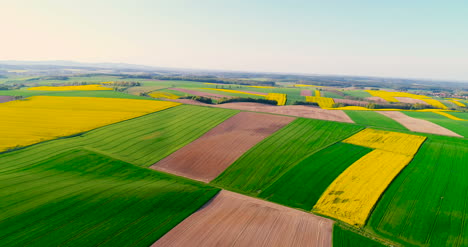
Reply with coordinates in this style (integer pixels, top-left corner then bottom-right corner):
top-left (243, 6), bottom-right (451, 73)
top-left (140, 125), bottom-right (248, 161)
top-left (0, 149), bottom-right (218, 246)
top-left (367, 136), bottom-right (468, 246)
top-left (212, 118), bottom-right (363, 195)
top-left (343, 90), bottom-right (372, 98)
top-left (344, 110), bottom-right (408, 131)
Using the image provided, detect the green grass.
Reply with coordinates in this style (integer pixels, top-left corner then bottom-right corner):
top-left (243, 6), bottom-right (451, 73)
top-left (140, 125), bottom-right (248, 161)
top-left (259, 143), bottom-right (372, 210)
top-left (367, 136), bottom-right (468, 246)
top-left (344, 110), bottom-right (408, 131)
top-left (46, 90), bottom-right (152, 99)
top-left (450, 112), bottom-right (468, 120)
top-left (343, 90), bottom-right (371, 98)
top-left (0, 149), bottom-right (218, 246)
top-left (403, 111), bottom-right (468, 137)
top-left (0, 105), bottom-right (238, 168)
top-left (322, 90), bottom-right (345, 99)
top-left (334, 224), bottom-right (386, 247)
top-left (212, 118), bottom-right (363, 195)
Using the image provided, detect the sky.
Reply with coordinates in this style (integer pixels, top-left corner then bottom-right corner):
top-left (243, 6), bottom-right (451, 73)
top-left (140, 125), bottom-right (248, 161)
top-left (2, 0), bottom-right (468, 81)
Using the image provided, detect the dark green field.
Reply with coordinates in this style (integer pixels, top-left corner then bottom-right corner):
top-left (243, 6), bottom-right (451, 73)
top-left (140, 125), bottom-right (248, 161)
top-left (333, 225), bottom-right (385, 247)
top-left (260, 143), bottom-right (372, 210)
top-left (344, 110), bottom-right (408, 131)
top-left (0, 149), bottom-right (218, 246)
top-left (212, 118), bottom-right (363, 195)
top-left (367, 136), bottom-right (468, 246)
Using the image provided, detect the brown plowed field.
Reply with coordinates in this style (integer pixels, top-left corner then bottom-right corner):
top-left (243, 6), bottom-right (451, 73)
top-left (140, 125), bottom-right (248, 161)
top-left (300, 89), bottom-right (312, 96)
top-left (377, 111), bottom-right (462, 137)
top-left (394, 97), bottom-right (428, 104)
top-left (0, 96), bottom-right (15, 103)
top-left (169, 88), bottom-right (230, 98)
top-left (151, 112), bottom-right (295, 182)
top-left (366, 96), bottom-right (387, 103)
top-left (213, 102), bottom-right (354, 123)
top-left (152, 190), bottom-right (333, 247)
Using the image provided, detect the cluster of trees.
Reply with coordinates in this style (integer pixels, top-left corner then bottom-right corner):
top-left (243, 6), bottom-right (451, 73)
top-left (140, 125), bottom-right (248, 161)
top-left (180, 96), bottom-right (213, 104)
top-left (102, 81), bottom-right (141, 87)
top-left (0, 83), bottom-right (25, 90)
top-left (217, 97), bottom-right (278, 105)
top-left (293, 101), bottom-right (319, 106)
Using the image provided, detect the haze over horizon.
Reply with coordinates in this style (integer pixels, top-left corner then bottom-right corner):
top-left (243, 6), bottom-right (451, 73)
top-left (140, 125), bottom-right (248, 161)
top-left (2, 0), bottom-right (468, 81)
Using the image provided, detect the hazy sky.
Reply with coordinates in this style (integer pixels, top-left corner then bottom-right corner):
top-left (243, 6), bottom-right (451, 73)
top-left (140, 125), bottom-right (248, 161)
top-left (2, 0), bottom-right (468, 81)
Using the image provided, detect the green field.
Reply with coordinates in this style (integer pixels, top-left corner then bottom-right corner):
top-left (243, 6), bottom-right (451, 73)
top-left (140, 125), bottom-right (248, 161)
top-left (0, 105), bottom-right (238, 168)
top-left (334, 225), bottom-right (386, 247)
top-left (367, 136), bottom-right (468, 246)
top-left (259, 143), bottom-right (372, 210)
top-left (343, 90), bottom-right (372, 98)
top-left (212, 118), bottom-right (363, 195)
top-left (450, 112), bottom-right (468, 120)
top-left (322, 90), bottom-right (345, 99)
top-left (344, 110), bottom-right (408, 131)
top-left (403, 111), bottom-right (468, 137)
top-left (0, 149), bottom-right (218, 246)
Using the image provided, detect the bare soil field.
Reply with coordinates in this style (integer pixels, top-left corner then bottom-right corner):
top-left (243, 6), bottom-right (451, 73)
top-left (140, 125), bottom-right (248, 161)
top-left (366, 96), bottom-right (387, 103)
top-left (300, 89), bottom-right (312, 96)
top-left (152, 190), bottom-right (333, 247)
top-left (169, 88), bottom-right (230, 98)
top-left (394, 97), bottom-right (428, 104)
top-left (152, 112), bottom-right (294, 182)
top-left (334, 98), bottom-right (368, 106)
top-left (213, 102), bottom-right (354, 123)
top-left (377, 111), bottom-right (462, 137)
top-left (0, 96), bottom-right (15, 103)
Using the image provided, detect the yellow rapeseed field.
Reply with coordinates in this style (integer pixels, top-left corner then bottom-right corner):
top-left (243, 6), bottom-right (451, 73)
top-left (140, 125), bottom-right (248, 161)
top-left (314, 149), bottom-right (414, 226)
top-left (0, 96), bottom-right (179, 152)
top-left (420, 99), bottom-right (448, 109)
top-left (148, 91), bottom-right (179, 99)
top-left (342, 128), bottom-right (426, 155)
top-left (315, 90), bottom-right (321, 97)
top-left (314, 128), bottom-right (426, 226)
top-left (365, 90), bottom-right (429, 102)
top-left (449, 100), bottom-right (466, 107)
top-left (28, 84), bottom-right (112, 91)
top-left (265, 93), bottom-right (286, 105)
top-left (432, 111), bottom-right (467, 121)
top-left (306, 96), bottom-right (335, 108)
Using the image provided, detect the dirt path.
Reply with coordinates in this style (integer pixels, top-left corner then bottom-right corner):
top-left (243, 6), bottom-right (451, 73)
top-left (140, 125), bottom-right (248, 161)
top-left (300, 90), bottom-right (312, 96)
top-left (377, 111), bottom-right (462, 137)
top-left (152, 190), bottom-right (333, 247)
top-left (334, 98), bottom-right (368, 107)
top-left (0, 96), bottom-right (15, 103)
top-left (151, 112), bottom-right (294, 182)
